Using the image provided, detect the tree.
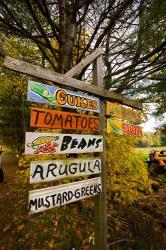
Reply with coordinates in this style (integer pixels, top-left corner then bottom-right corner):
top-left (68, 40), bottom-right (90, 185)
top-left (109, 0), bottom-right (166, 94)
top-left (138, 71), bottom-right (166, 117)
top-left (125, 0), bottom-right (166, 117)
top-left (155, 124), bottom-right (166, 146)
top-left (0, 0), bottom-right (165, 128)
top-left (0, 34), bottom-right (33, 151)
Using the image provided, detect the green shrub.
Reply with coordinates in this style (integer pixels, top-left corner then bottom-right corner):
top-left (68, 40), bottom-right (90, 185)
top-left (106, 134), bottom-right (153, 204)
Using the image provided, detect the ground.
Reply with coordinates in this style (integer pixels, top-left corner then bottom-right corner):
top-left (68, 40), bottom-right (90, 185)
top-left (0, 154), bottom-right (29, 249)
top-left (0, 154), bottom-right (166, 250)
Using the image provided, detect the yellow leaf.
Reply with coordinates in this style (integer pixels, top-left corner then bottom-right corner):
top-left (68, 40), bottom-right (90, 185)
top-left (17, 224), bottom-right (24, 232)
top-left (3, 224), bottom-right (11, 232)
top-left (148, 55), bottom-right (156, 62)
top-left (48, 240), bottom-right (55, 249)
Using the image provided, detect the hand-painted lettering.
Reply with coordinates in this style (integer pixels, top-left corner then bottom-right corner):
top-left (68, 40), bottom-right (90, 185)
top-left (28, 81), bottom-right (100, 113)
top-left (44, 112), bottom-right (52, 124)
top-left (26, 133), bottom-right (103, 155)
top-left (30, 107), bottom-right (99, 131)
top-left (94, 159), bottom-right (101, 171)
top-left (56, 89), bottom-right (66, 105)
top-left (67, 94), bottom-right (75, 106)
top-left (29, 178), bottom-right (102, 213)
top-left (51, 114), bottom-right (63, 127)
top-left (95, 138), bottom-right (102, 148)
top-left (30, 158), bottom-right (101, 183)
top-left (32, 109), bottom-right (45, 125)
top-left (77, 138), bottom-right (87, 149)
top-left (46, 164), bottom-right (57, 178)
top-left (32, 165), bottom-right (44, 180)
top-left (45, 196), bottom-right (51, 208)
top-left (69, 163), bottom-right (77, 174)
top-left (64, 115), bottom-right (72, 128)
top-left (70, 139), bottom-right (78, 149)
top-left (60, 136), bottom-right (72, 151)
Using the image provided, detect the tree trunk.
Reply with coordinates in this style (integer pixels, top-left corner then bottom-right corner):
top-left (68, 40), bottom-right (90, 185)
top-left (58, 0), bottom-right (77, 73)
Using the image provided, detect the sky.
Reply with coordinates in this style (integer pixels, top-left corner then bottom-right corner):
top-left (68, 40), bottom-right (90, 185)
top-left (143, 116), bottom-right (157, 132)
top-left (142, 104), bottom-right (166, 132)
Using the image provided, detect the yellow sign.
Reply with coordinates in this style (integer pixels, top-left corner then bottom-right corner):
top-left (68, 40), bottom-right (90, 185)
top-left (106, 102), bottom-right (142, 124)
top-left (106, 102), bottom-right (122, 119)
top-left (122, 106), bottom-right (142, 124)
top-left (107, 119), bottom-right (122, 135)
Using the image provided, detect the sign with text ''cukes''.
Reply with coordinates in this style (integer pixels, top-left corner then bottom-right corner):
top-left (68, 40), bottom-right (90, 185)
top-left (27, 80), bottom-right (100, 113)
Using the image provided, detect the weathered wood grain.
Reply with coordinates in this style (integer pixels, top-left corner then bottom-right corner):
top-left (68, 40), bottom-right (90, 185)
top-left (94, 55), bottom-right (107, 250)
top-left (4, 56), bottom-right (142, 110)
top-left (64, 48), bottom-right (103, 77)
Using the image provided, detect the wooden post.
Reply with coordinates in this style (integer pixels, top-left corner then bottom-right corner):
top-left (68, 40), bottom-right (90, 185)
top-left (94, 54), bottom-right (107, 250)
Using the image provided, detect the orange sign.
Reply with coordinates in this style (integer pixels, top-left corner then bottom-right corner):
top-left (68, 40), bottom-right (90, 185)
top-left (122, 123), bottom-right (143, 136)
top-left (30, 107), bottom-right (99, 131)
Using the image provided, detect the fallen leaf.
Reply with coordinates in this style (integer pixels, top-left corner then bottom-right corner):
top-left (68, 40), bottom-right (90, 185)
top-left (3, 224), bottom-right (11, 232)
top-left (48, 240), bottom-right (55, 249)
top-left (17, 224), bottom-right (24, 232)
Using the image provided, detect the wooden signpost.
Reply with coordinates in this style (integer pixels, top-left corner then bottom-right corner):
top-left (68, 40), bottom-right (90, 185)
top-left (4, 49), bottom-right (143, 250)
top-left (25, 132), bottom-right (103, 155)
top-left (30, 158), bottom-right (101, 183)
top-left (30, 107), bottom-right (99, 131)
top-left (29, 177), bottom-right (102, 214)
top-left (4, 55), bottom-right (142, 110)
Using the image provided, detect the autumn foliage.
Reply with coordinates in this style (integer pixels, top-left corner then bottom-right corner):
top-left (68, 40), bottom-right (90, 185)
top-left (106, 134), bottom-right (153, 204)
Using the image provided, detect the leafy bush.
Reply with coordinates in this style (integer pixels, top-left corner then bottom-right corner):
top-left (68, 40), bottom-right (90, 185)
top-left (106, 134), bottom-right (153, 204)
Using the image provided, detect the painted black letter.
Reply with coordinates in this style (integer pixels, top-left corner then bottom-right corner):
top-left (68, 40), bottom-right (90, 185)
top-left (61, 136), bottom-right (72, 151)
top-left (32, 165), bottom-right (44, 180)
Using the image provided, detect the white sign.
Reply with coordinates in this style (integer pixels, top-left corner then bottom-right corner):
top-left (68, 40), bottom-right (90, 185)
top-left (25, 132), bottom-right (103, 155)
top-left (29, 177), bottom-right (102, 214)
top-left (30, 158), bottom-right (101, 183)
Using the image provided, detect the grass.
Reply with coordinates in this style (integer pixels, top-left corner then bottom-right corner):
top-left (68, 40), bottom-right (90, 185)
top-left (135, 146), bottom-right (166, 161)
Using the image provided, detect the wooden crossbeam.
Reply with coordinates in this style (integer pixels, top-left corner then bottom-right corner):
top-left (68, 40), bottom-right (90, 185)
top-left (64, 48), bottom-right (103, 77)
top-left (4, 56), bottom-right (142, 110)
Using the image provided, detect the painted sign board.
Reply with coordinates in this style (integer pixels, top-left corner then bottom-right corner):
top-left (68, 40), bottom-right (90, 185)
top-left (107, 119), bottom-right (122, 135)
top-left (30, 158), bottom-right (101, 183)
top-left (27, 80), bottom-right (100, 113)
top-left (123, 106), bottom-right (142, 124)
top-left (122, 123), bottom-right (143, 136)
top-left (30, 107), bottom-right (99, 131)
top-left (25, 132), bottom-right (103, 155)
top-left (107, 120), bottom-right (143, 136)
top-left (106, 102), bottom-right (122, 119)
top-left (29, 177), bottom-right (102, 214)
top-left (106, 102), bottom-right (142, 124)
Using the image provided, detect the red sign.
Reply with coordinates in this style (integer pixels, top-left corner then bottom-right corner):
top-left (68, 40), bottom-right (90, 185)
top-left (30, 107), bottom-right (99, 131)
top-left (122, 123), bottom-right (143, 136)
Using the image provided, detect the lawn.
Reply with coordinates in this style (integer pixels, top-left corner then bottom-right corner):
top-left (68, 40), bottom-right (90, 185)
top-left (135, 146), bottom-right (166, 161)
